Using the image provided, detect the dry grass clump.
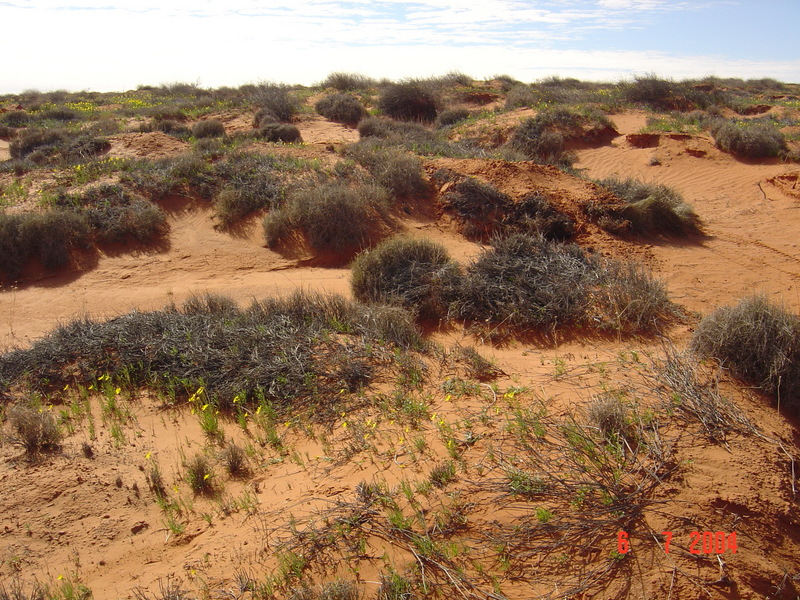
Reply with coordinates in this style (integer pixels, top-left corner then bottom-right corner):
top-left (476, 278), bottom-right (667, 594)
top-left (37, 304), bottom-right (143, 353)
top-left (455, 234), bottom-right (598, 330)
top-left (250, 83), bottom-right (299, 122)
top-left (690, 296), bottom-right (800, 413)
top-left (9, 128), bottom-right (110, 165)
top-left (504, 84), bottom-right (537, 109)
top-left (622, 74), bottom-right (712, 111)
top-left (350, 237), bottom-right (462, 320)
top-left (344, 141), bottom-right (430, 198)
top-left (321, 72), bottom-right (376, 91)
top-left (453, 234), bottom-right (675, 335)
top-left (590, 176), bottom-right (701, 237)
top-left (4, 404), bottom-right (62, 455)
top-left (710, 119), bottom-right (787, 159)
top-left (0, 290), bottom-right (422, 413)
top-left (378, 81), bottom-right (440, 123)
top-left (356, 117), bottom-right (433, 143)
top-left (191, 119), bottom-right (226, 139)
top-left (315, 93), bottom-right (367, 126)
top-left (69, 184), bottom-right (167, 244)
top-left (509, 117), bottom-right (569, 166)
top-left (439, 176), bottom-right (575, 241)
top-left (211, 152), bottom-right (284, 226)
top-left (255, 122), bottom-right (303, 143)
top-left (263, 182), bottom-right (391, 251)
top-left (435, 108), bottom-right (471, 129)
top-left (184, 453), bottom-right (215, 495)
top-left (0, 210), bottom-right (91, 279)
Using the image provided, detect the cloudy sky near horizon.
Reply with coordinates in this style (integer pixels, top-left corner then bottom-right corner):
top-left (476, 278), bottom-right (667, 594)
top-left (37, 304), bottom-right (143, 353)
top-left (2, 0), bottom-right (799, 94)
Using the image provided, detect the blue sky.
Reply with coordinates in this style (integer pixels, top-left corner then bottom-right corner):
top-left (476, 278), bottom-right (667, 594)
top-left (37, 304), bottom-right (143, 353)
top-left (2, 0), bottom-right (799, 94)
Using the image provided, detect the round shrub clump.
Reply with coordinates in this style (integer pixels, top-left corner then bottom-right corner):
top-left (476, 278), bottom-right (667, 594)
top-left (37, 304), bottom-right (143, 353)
top-left (192, 119), bottom-right (226, 139)
top-left (315, 93), bottom-right (367, 126)
top-left (378, 81), bottom-right (439, 122)
top-left (255, 123), bottom-right (302, 143)
top-left (710, 120), bottom-right (787, 159)
top-left (690, 295), bottom-right (800, 411)
top-left (510, 118), bottom-right (566, 164)
top-left (351, 237), bottom-right (462, 320)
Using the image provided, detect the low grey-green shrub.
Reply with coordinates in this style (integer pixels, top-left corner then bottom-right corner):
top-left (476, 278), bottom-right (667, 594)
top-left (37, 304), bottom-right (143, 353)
top-left (351, 237), bottom-right (462, 320)
top-left (315, 94), bottom-right (367, 126)
top-left (690, 296), bottom-right (800, 412)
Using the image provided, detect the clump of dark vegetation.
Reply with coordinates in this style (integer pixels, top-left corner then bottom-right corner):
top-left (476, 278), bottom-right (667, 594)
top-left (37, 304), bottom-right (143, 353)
top-left (356, 117), bottom-right (433, 143)
top-left (254, 123), bottom-right (303, 143)
top-left (0, 110), bottom-right (32, 128)
top-left (211, 152), bottom-right (284, 226)
top-left (0, 291), bottom-right (422, 411)
top-left (121, 153), bottom-right (218, 200)
top-left (321, 72), bottom-right (376, 91)
top-left (184, 453), bottom-right (215, 495)
top-left (141, 118), bottom-right (191, 138)
top-left (435, 108), bottom-right (471, 129)
top-left (439, 175), bottom-right (575, 241)
top-left (453, 234), bottom-right (675, 335)
top-left (588, 177), bottom-right (701, 237)
top-left (509, 117), bottom-right (568, 166)
top-left (251, 83), bottom-right (299, 122)
top-left (710, 119), bottom-right (788, 159)
top-left (344, 141), bottom-right (430, 198)
top-left (60, 184), bottom-right (168, 244)
top-left (351, 237), bottom-right (462, 320)
top-left (9, 128), bottom-right (110, 165)
top-left (220, 442), bottom-right (248, 477)
top-left (378, 81), bottom-right (439, 122)
top-left (191, 119), bottom-right (226, 139)
top-left (690, 296), bottom-right (800, 414)
top-left (263, 182), bottom-right (391, 252)
top-left (4, 403), bottom-right (62, 455)
top-left (621, 74), bottom-right (713, 111)
top-left (315, 94), bottom-right (367, 126)
top-left (504, 84), bottom-right (537, 109)
top-left (0, 210), bottom-right (91, 279)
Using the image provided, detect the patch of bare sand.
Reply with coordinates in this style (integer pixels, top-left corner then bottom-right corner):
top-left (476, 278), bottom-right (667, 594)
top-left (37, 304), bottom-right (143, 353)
top-left (0, 140), bottom-right (9, 161)
top-left (575, 132), bottom-right (800, 315)
top-left (107, 131), bottom-right (190, 159)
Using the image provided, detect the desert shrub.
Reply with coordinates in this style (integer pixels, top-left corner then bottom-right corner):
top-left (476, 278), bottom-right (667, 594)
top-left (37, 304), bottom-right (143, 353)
top-left (71, 184), bottom-right (167, 243)
top-left (454, 234), bottom-right (673, 335)
top-left (182, 292), bottom-right (238, 316)
top-left (356, 117), bottom-right (433, 143)
top-left (587, 394), bottom-right (633, 444)
top-left (378, 81), bottom-right (439, 122)
top-left (264, 182), bottom-right (391, 251)
top-left (9, 128), bottom-right (110, 164)
top-left (440, 177), bottom-right (574, 241)
top-left (0, 110), bottom-right (31, 127)
top-left (710, 119), bottom-right (787, 159)
top-left (591, 177), bottom-right (701, 236)
top-left (121, 154), bottom-right (217, 200)
top-left (594, 260), bottom-right (676, 333)
top-left (455, 234), bottom-right (599, 329)
top-left (345, 141), bottom-right (429, 198)
top-left (622, 74), bottom-right (710, 110)
top-left (38, 107), bottom-right (81, 122)
top-left (0, 125), bottom-right (15, 139)
top-left (322, 72), bottom-right (376, 91)
top-left (505, 84), bottom-right (537, 109)
top-left (435, 108), bottom-right (470, 129)
top-left (253, 107), bottom-right (279, 128)
top-left (351, 237), bottom-right (462, 320)
top-left (0, 290), bottom-right (422, 407)
top-left (0, 210), bottom-right (91, 279)
top-left (146, 105), bottom-right (188, 122)
top-left (509, 118), bottom-right (567, 165)
top-left (4, 404), bottom-right (61, 454)
top-left (251, 83), bottom-right (299, 122)
top-left (440, 177), bottom-right (512, 240)
top-left (219, 442), bottom-right (248, 477)
top-left (147, 119), bottom-right (190, 137)
top-left (255, 123), bottom-right (302, 143)
top-left (211, 152), bottom-right (284, 225)
top-left (191, 119), bottom-right (226, 139)
top-left (513, 192), bottom-right (575, 241)
top-left (184, 453), bottom-right (215, 495)
top-left (315, 94), bottom-right (367, 126)
top-left (690, 296), bottom-right (800, 411)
